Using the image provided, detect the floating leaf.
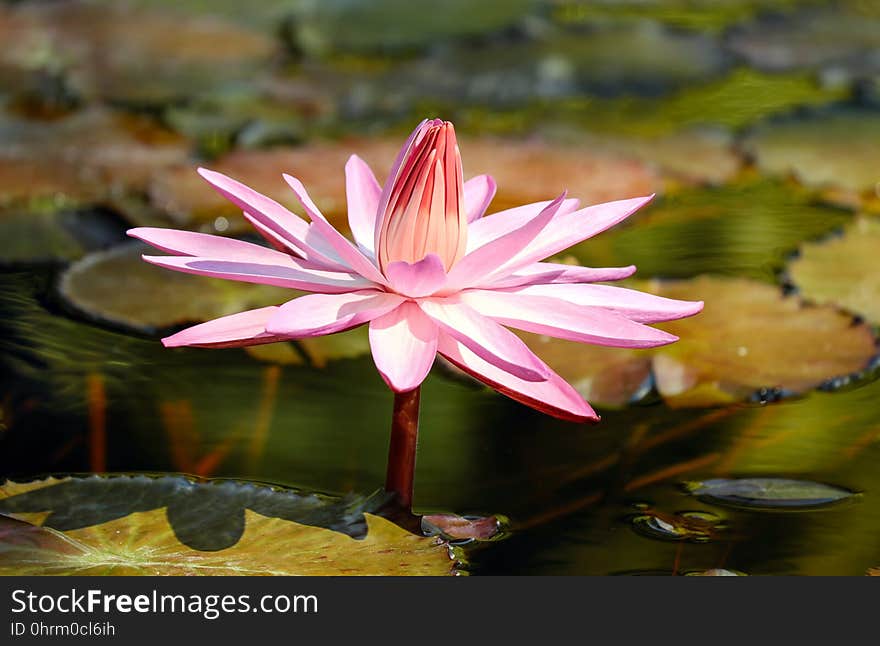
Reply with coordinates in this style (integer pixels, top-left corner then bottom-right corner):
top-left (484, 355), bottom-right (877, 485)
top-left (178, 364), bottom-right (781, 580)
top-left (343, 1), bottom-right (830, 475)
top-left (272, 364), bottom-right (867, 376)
top-left (0, 108), bottom-right (188, 218)
top-left (521, 276), bottom-right (877, 407)
top-left (0, 2), bottom-right (276, 105)
top-left (0, 475), bottom-right (389, 547)
top-left (687, 478), bottom-right (856, 509)
top-left (787, 216), bottom-right (880, 325)
top-left (727, 9), bottom-right (880, 73)
top-left (741, 108), bottom-right (880, 208)
top-left (288, 0), bottom-right (537, 55)
top-left (685, 568), bottom-right (745, 576)
top-left (421, 514), bottom-right (504, 542)
top-left (58, 243), bottom-right (290, 332)
top-left (149, 136), bottom-right (661, 233)
top-left (0, 510), bottom-right (458, 576)
top-left (630, 509), bottom-right (724, 542)
top-left (571, 179), bottom-right (852, 281)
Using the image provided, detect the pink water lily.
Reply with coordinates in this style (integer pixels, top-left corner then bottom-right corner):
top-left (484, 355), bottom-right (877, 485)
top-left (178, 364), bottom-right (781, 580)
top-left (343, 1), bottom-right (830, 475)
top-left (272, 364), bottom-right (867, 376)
top-left (128, 119), bottom-right (702, 425)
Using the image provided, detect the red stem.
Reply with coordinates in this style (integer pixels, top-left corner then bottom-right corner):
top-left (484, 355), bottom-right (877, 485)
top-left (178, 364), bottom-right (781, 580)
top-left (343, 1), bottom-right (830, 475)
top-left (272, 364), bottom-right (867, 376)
top-left (385, 387), bottom-right (421, 510)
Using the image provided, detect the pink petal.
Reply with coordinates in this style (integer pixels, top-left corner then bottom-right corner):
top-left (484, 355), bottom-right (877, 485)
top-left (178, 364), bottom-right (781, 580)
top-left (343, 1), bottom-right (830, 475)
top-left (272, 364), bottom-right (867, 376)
top-left (265, 290), bottom-right (403, 338)
top-left (419, 299), bottom-right (549, 382)
top-left (142, 255), bottom-right (373, 293)
top-left (198, 168), bottom-right (346, 270)
top-left (445, 192), bottom-right (567, 291)
top-left (162, 306), bottom-right (285, 348)
top-left (437, 332), bottom-right (598, 423)
top-left (510, 283), bottom-right (705, 323)
top-left (345, 155), bottom-right (382, 255)
top-left (283, 174), bottom-right (389, 287)
top-left (369, 301), bottom-right (439, 392)
top-left (485, 262), bottom-right (637, 289)
top-left (466, 198), bottom-right (582, 252)
top-left (463, 174), bottom-right (497, 223)
top-left (384, 253), bottom-right (448, 298)
top-left (375, 118), bottom-right (433, 243)
top-left (461, 290), bottom-right (679, 348)
top-left (128, 227), bottom-right (293, 264)
top-left (490, 195), bottom-right (654, 278)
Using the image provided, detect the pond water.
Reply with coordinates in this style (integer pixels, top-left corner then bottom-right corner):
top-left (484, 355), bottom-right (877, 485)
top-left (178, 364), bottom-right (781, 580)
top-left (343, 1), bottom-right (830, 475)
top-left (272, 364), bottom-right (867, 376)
top-left (1, 0), bottom-right (879, 575)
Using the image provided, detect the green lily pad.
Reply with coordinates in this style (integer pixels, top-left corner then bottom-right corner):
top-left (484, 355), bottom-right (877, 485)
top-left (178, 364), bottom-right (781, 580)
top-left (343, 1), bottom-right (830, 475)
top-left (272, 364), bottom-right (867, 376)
top-left (787, 216), bottom-right (880, 325)
top-left (741, 108), bottom-right (880, 209)
top-left (369, 21), bottom-right (728, 107)
top-left (521, 276), bottom-right (877, 408)
top-left (288, 0), bottom-right (537, 56)
top-left (554, 0), bottom-right (827, 32)
top-left (0, 476), bottom-right (459, 575)
top-left (58, 243), bottom-right (291, 333)
top-left (570, 179), bottom-right (853, 281)
top-left (686, 478), bottom-right (856, 509)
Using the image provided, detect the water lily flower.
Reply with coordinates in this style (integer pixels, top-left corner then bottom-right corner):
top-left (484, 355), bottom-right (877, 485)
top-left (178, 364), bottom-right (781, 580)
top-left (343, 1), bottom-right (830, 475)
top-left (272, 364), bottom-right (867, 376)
top-left (129, 118), bottom-right (702, 507)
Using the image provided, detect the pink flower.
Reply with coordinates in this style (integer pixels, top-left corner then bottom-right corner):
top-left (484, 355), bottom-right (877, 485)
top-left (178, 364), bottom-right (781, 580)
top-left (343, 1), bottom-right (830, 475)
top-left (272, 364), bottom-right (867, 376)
top-left (128, 119), bottom-right (702, 423)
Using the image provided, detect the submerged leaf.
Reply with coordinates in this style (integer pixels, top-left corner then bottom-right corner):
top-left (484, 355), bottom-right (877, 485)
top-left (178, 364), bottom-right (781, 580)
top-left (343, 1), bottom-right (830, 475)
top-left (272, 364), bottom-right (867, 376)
top-left (687, 478), bottom-right (856, 509)
top-left (787, 216), bottom-right (880, 325)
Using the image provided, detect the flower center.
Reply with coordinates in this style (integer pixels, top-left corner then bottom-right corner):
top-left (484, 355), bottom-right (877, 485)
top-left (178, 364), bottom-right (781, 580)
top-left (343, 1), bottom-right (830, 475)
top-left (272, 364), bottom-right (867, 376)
top-left (376, 120), bottom-right (467, 274)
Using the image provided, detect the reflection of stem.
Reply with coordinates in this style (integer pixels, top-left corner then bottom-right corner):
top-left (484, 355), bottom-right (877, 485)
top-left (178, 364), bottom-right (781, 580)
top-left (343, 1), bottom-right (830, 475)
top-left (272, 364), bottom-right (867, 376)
top-left (385, 387), bottom-right (420, 510)
top-left (86, 372), bottom-right (106, 473)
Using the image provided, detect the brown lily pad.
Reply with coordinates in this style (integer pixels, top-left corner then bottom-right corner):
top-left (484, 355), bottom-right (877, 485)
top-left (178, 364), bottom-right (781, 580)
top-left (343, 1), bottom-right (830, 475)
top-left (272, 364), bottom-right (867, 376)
top-left (787, 216), bottom-right (880, 325)
top-left (0, 2), bottom-right (276, 105)
top-left (741, 108), bottom-right (880, 209)
top-left (150, 136), bottom-right (661, 233)
top-left (0, 476), bottom-right (459, 575)
top-left (520, 276), bottom-right (877, 408)
top-left (0, 107), bottom-right (188, 211)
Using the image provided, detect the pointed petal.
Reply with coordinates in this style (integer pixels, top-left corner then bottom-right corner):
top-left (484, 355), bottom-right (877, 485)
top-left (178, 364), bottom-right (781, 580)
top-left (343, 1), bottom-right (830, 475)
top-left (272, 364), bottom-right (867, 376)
top-left (128, 227), bottom-right (293, 264)
top-left (345, 155), bottom-right (382, 255)
top-left (419, 299), bottom-right (549, 382)
top-left (463, 174), bottom-right (497, 223)
top-left (485, 262), bottom-right (637, 289)
top-left (162, 306), bottom-right (285, 348)
top-left (466, 198), bottom-right (581, 252)
top-left (461, 290), bottom-right (679, 348)
top-left (266, 290), bottom-right (403, 338)
top-left (283, 174), bottom-right (389, 286)
top-left (490, 195), bottom-right (654, 279)
top-left (446, 192), bottom-right (567, 291)
top-left (509, 283), bottom-right (705, 323)
top-left (369, 302), bottom-right (439, 392)
top-left (384, 253), bottom-right (447, 298)
top-left (142, 255), bottom-right (373, 293)
top-left (437, 332), bottom-right (597, 423)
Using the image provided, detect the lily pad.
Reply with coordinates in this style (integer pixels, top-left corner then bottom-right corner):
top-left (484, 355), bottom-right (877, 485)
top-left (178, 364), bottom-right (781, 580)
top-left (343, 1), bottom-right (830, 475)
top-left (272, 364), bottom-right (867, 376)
top-left (741, 108), bottom-right (880, 208)
top-left (288, 0), bottom-right (537, 56)
top-left (0, 108), bottom-right (189, 211)
top-left (149, 137), bottom-right (661, 232)
top-left (0, 476), bottom-right (458, 575)
top-left (727, 9), bottom-right (880, 74)
top-left (365, 21), bottom-right (728, 107)
top-left (686, 477), bottom-right (856, 509)
top-left (787, 216), bottom-right (880, 325)
top-left (520, 276), bottom-right (877, 408)
top-left (0, 2), bottom-right (277, 105)
top-left (571, 179), bottom-right (853, 281)
top-left (58, 243), bottom-right (291, 332)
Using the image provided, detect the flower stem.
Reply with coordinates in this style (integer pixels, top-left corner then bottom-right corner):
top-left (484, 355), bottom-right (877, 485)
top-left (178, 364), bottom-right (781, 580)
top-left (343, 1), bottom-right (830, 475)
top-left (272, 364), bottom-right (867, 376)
top-left (385, 387), bottom-right (420, 510)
